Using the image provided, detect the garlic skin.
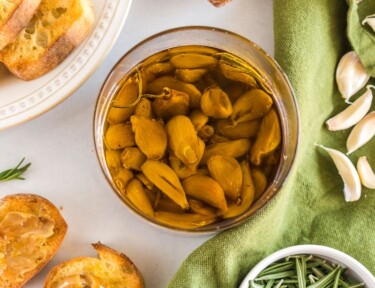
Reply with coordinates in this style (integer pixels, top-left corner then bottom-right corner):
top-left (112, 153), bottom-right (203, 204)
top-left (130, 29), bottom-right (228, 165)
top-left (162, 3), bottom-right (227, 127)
top-left (357, 156), bottom-right (375, 189)
top-left (336, 51), bottom-right (370, 101)
top-left (362, 14), bottom-right (375, 33)
top-left (316, 145), bottom-right (361, 202)
top-left (347, 111), bottom-right (375, 154)
top-left (326, 85), bottom-right (373, 131)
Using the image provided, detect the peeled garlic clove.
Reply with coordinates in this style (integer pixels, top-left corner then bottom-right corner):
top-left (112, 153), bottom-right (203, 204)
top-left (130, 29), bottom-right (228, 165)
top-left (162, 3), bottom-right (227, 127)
top-left (326, 86), bottom-right (373, 131)
top-left (362, 14), bottom-right (375, 33)
top-left (131, 115), bottom-right (167, 160)
top-left (347, 111), bottom-right (375, 154)
top-left (141, 160), bottom-right (189, 209)
top-left (317, 145), bottom-right (361, 202)
top-left (336, 51), bottom-right (370, 101)
top-left (166, 115), bottom-right (201, 165)
top-left (357, 156), bottom-right (375, 189)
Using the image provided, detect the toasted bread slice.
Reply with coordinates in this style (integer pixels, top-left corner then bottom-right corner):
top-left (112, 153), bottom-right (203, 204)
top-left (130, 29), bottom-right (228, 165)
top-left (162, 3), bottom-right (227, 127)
top-left (0, 0), bottom-right (41, 50)
top-left (0, 193), bottom-right (67, 288)
top-left (44, 243), bottom-right (144, 288)
top-left (0, 0), bottom-right (95, 80)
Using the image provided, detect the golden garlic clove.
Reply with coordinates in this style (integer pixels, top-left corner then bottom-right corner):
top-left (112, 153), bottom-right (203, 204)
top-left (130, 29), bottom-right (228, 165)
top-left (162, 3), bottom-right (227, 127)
top-left (207, 155), bottom-right (242, 200)
top-left (169, 138), bottom-right (205, 179)
top-left (113, 168), bottom-right (134, 196)
top-left (154, 197), bottom-right (186, 213)
top-left (250, 108), bottom-right (281, 165)
top-left (336, 51), bottom-right (370, 101)
top-left (182, 175), bottom-right (228, 211)
top-left (121, 147), bottom-right (147, 171)
top-left (166, 115), bottom-right (201, 165)
top-left (155, 211), bottom-right (217, 229)
top-left (215, 119), bottom-right (260, 139)
top-left (105, 149), bottom-right (122, 171)
top-left (134, 98), bottom-right (154, 119)
top-left (175, 68), bottom-right (208, 83)
top-left (219, 63), bottom-right (258, 87)
top-left (141, 160), bottom-right (189, 209)
top-left (231, 89), bottom-right (273, 124)
top-left (207, 134), bottom-right (231, 144)
top-left (223, 160), bottom-right (255, 219)
top-left (170, 53), bottom-right (217, 69)
top-left (201, 85), bottom-right (233, 119)
top-left (169, 155), bottom-right (198, 179)
top-left (147, 76), bottom-right (201, 108)
top-left (252, 168), bottom-right (267, 200)
top-left (188, 199), bottom-right (218, 218)
top-left (126, 178), bottom-right (154, 217)
top-left (145, 62), bottom-right (174, 76)
top-left (153, 89), bottom-right (190, 119)
top-left (131, 115), bottom-right (167, 160)
top-left (136, 173), bottom-right (155, 190)
top-left (107, 76), bottom-right (139, 124)
top-left (201, 139), bottom-right (251, 164)
top-left (105, 123), bottom-right (135, 150)
top-left (189, 109), bottom-right (209, 131)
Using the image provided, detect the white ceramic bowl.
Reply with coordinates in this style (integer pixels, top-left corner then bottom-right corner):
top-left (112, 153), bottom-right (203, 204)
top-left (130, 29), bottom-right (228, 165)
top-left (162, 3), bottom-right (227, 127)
top-left (240, 245), bottom-right (375, 287)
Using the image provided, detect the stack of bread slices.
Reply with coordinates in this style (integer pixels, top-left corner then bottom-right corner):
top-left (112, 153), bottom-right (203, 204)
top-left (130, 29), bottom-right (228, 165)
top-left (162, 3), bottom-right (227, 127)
top-left (0, 0), bottom-right (95, 81)
top-left (0, 194), bottom-right (144, 287)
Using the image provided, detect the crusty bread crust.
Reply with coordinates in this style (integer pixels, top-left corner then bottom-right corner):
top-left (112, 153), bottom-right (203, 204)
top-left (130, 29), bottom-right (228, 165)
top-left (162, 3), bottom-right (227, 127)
top-left (0, 0), bottom-right (41, 50)
top-left (0, 194), bottom-right (67, 288)
top-left (208, 0), bottom-right (233, 7)
top-left (44, 242), bottom-right (144, 288)
top-left (1, 0), bottom-right (95, 81)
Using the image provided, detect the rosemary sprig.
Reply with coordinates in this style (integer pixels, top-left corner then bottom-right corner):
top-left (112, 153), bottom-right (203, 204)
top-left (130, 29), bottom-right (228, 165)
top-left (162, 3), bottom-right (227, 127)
top-left (0, 158), bottom-right (31, 182)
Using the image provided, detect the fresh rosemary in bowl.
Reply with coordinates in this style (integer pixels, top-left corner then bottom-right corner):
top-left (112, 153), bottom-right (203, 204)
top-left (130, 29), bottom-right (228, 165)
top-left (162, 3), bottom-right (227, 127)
top-left (250, 254), bottom-right (365, 288)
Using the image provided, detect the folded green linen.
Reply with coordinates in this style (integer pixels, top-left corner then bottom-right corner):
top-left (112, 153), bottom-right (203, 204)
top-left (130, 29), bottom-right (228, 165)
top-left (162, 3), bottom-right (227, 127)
top-left (168, 0), bottom-right (375, 287)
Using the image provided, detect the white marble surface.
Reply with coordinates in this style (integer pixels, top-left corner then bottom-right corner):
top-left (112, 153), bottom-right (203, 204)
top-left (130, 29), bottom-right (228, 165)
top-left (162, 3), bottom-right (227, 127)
top-left (0, 0), bottom-right (273, 287)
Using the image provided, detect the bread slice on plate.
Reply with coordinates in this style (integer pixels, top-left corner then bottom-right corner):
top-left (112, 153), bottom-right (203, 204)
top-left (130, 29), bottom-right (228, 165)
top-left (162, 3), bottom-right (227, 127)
top-left (44, 243), bottom-right (144, 288)
top-left (0, 193), bottom-right (67, 288)
top-left (0, 0), bottom-right (41, 50)
top-left (0, 0), bottom-right (95, 81)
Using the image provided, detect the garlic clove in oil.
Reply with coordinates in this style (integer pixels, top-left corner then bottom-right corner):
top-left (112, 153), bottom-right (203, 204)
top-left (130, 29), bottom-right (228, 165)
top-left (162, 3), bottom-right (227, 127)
top-left (316, 145), bottom-right (361, 202)
top-left (336, 51), bottom-right (370, 101)
top-left (347, 111), bottom-right (375, 154)
top-left (325, 85), bottom-right (373, 131)
top-left (357, 156), bottom-right (375, 189)
top-left (362, 14), bottom-right (375, 33)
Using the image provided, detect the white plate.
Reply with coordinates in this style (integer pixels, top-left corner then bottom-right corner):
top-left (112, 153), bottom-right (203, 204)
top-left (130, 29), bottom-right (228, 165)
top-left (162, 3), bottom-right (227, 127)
top-left (0, 0), bottom-right (132, 130)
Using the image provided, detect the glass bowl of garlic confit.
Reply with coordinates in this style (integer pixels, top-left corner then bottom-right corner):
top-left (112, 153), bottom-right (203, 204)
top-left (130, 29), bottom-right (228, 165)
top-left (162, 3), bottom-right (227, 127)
top-left (94, 27), bottom-right (299, 234)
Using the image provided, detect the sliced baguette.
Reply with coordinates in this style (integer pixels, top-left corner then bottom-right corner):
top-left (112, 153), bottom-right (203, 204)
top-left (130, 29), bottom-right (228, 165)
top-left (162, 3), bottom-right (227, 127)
top-left (44, 243), bottom-right (144, 288)
top-left (0, 0), bottom-right (41, 50)
top-left (0, 193), bottom-right (67, 288)
top-left (0, 0), bottom-right (95, 80)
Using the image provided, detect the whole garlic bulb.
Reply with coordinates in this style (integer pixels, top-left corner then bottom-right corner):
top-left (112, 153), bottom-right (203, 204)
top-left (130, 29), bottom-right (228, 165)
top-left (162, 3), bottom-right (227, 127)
top-left (336, 51), bottom-right (370, 102)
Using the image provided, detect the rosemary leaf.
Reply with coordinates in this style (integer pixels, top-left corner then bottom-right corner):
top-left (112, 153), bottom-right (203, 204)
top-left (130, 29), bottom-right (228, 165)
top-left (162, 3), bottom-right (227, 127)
top-left (0, 158), bottom-right (31, 182)
top-left (296, 258), bottom-right (306, 288)
top-left (306, 266), bottom-right (340, 288)
top-left (256, 271), bottom-right (295, 281)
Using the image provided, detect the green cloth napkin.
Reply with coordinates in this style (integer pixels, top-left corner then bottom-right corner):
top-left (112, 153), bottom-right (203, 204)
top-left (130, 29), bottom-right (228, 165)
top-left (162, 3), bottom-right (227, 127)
top-left (168, 0), bottom-right (375, 287)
